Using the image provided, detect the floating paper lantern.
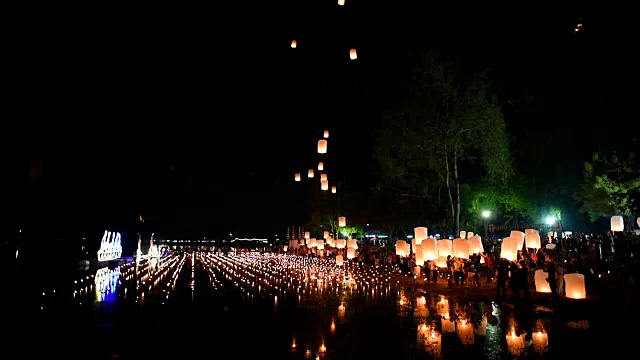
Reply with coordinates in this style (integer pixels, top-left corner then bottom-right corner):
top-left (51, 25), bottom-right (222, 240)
top-left (346, 247), bottom-right (356, 259)
top-left (467, 232), bottom-right (474, 238)
top-left (338, 216), bottom-right (346, 227)
top-left (335, 239), bottom-right (346, 249)
top-left (308, 169), bottom-right (314, 178)
top-left (546, 244), bottom-right (556, 250)
top-left (534, 269), bottom-right (551, 293)
top-left (435, 255), bottom-right (448, 268)
top-left (564, 273), bottom-right (586, 299)
top-left (510, 230), bottom-right (525, 250)
top-left (283, 245), bottom-right (288, 252)
top-left (321, 180), bottom-right (328, 191)
top-left (320, 173), bottom-right (328, 182)
top-left (304, 231), bottom-right (310, 239)
top-left (452, 238), bottom-right (469, 259)
top-left (323, 231), bottom-right (329, 239)
top-left (331, 186), bottom-right (336, 193)
top-left (291, 39), bottom-right (297, 48)
top-left (323, 130), bottom-right (329, 138)
top-left (335, 254), bottom-right (344, 266)
top-left (611, 216), bottom-right (624, 232)
top-left (500, 237), bottom-right (518, 261)
top-left (346, 239), bottom-right (358, 249)
top-left (288, 240), bottom-right (299, 249)
top-left (318, 162), bottom-right (324, 171)
top-left (316, 240), bottom-right (325, 250)
top-left (294, 173), bottom-right (301, 182)
top-left (437, 239), bottom-right (452, 257)
top-left (414, 244), bottom-right (424, 266)
top-left (468, 235), bottom-right (484, 255)
top-left (414, 227), bottom-right (428, 243)
top-left (421, 238), bottom-right (438, 261)
top-left (349, 49), bottom-right (357, 60)
top-left (338, 0), bottom-right (345, 6)
top-left (308, 238), bottom-right (317, 248)
top-left (525, 229), bottom-right (541, 249)
top-left (395, 240), bottom-right (409, 257)
top-left (460, 231), bottom-right (466, 239)
top-left (318, 139), bottom-right (327, 154)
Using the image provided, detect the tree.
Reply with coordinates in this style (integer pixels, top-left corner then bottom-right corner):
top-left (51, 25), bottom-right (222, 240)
top-left (574, 152), bottom-right (640, 228)
top-left (374, 51), bottom-right (513, 235)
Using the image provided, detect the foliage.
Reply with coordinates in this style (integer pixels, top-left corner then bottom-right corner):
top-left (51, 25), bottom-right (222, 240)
top-left (373, 50), bottom-right (513, 233)
top-left (574, 152), bottom-right (640, 223)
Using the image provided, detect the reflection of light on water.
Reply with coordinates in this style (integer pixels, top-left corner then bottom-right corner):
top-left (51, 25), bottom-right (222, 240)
top-left (533, 331), bottom-right (548, 353)
top-left (95, 266), bottom-right (120, 302)
top-left (417, 323), bottom-right (442, 358)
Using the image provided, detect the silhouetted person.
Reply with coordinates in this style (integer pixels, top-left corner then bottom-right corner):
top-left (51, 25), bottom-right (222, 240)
top-left (545, 261), bottom-right (559, 299)
top-left (496, 259), bottom-right (508, 298)
top-left (517, 259), bottom-right (531, 301)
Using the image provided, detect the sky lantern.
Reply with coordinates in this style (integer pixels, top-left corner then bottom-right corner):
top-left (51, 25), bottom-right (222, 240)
top-left (338, 0), bottom-right (345, 6)
top-left (318, 139), bottom-right (327, 154)
top-left (452, 238), bottom-right (469, 259)
top-left (534, 269), bottom-right (551, 293)
top-left (335, 254), bottom-right (344, 266)
top-left (468, 235), bottom-right (483, 255)
top-left (414, 227), bottom-right (428, 243)
top-left (459, 231), bottom-right (466, 239)
top-left (338, 216), bottom-right (346, 227)
top-left (564, 273), bottom-right (586, 299)
top-left (308, 169), bottom-right (314, 178)
top-left (294, 173), bottom-right (301, 182)
top-left (291, 40), bottom-right (297, 48)
top-left (611, 216), bottom-right (624, 232)
top-left (525, 229), bottom-right (541, 249)
top-left (321, 180), bottom-right (329, 191)
top-left (437, 239), bottom-right (452, 257)
top-left (510, 230), bottom-right (525, 249)
top-left (500, 237), bottom-right (518, 261)
top-left (323, 231), bottom-right (329, 239)
top-left (318, 162), bottom-right (324, 171)
top-left (421, 238), bottom-right (438, 260)
top-left (323, 130), bottom-right (329, 138)
top-left (395, 240), bottom-right (409, 257)
top-left (320, 173), bottom-right (328, 182)
top-left (331, 186), bottom-right (336, 193)
top-left (349, 49), bottom-right (357, 60)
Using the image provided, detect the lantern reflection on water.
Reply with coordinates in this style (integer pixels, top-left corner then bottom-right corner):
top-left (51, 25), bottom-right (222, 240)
top-left (533, 331), bottom-right (548, 353)
top-left (474, 316), bottom-right (488, 336)
top-left (456, 319), bottom-right (474, 345)
top-left (441, 313), bottom-right (455, 333)
top-left (506, 329), bottom-right (526, 356)
top-left (417, 324), bottom-right (442, 358)
top-left (95, 266), bottom-right (120, 302)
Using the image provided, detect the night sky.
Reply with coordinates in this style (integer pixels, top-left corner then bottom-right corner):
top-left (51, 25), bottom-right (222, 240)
top-left (10, 2), bottom-right (636, 241)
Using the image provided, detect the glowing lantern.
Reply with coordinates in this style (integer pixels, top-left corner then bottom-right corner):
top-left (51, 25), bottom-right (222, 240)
top-left (335, 239), bottom-right (346, 249)
top-left (316, 240), bottom-right (325, 250)
top-left (460, 231), bottom-right (466, 239)
top-left (437, 239), bottom-right (452, 257)
top-left (534, 269), bottom-right (551, 293)
top-left (468, 235), bottom-right (484, 255)
top-left (331, 186), bottom-right (337, 193)
top-left (304, 231), bottom-right (310, 239)
top-left (308, 169), bottom-right (314, 178)
top-left (435, 255), bottom-right (447, 268)
top-left (564, 273), bottom-right (586, 299)
top-left (421, 238), bottom-right (438, 261)
top-left (338, 216), bottom-right (346, 227)
top-left (320, 173), bottom-right (328, 182)
top-left (321, 180), bottom-right (329, 191)
top-left (349, 48), bottom-right (357, 60)
top-left (318, 139), bottom-right (327, 154)
top-left (346, 239), bottom-right (358, 249)
top-left (395, 240), bottom-right (409, 257)
top-left (414, 227), bottom-right (428, 243)
top-left (452, 238), bottom-right (469, 259)
top-left (335, 254), bottom-right (344, 266)
top-left (308, 238), bottom-right (317, 248)
top-left (456, 320), bottom-right (474, 345)
top-left (500, 237), bottom-right (518, 261)
top-left (525, 229), bottom-right (541, 249)
top-left (317, 162), bottom-right (324, 171)
top-left (346, 247), bottom-right (356, 259)
top-left (323, 231), bottom-right (329, 239)
top-left (510, 230), bottom-right (525, 250)
top-left (611, 216), bottom-right (624, 232)
top-left (467, 232), bottom-right (474, 238)
top-left (291, 40), bottom-right (297, 48)
top-left (294, 173), bottom-right (301, 182)
top-left (338, 0), bottom-right (345, 6)
top-left (323, 130), bottom-right (329, 138)
top-left (546, 244), bottom-right (556, 250)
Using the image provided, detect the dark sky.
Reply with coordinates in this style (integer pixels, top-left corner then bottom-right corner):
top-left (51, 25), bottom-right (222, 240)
top-left (10, 2), bottom-right (636, 240)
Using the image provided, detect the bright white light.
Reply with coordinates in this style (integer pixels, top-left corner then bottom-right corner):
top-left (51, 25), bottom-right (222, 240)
top-left (482, 210), bottom-right (491, 218)
top-left (545, 217), bottom-right (555, 225)
top-left (98, 230), bottom-right (123, 261)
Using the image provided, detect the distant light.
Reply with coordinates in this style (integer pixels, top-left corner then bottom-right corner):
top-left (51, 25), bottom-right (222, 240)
top-left (545, 217), bottom-right (556, 225)
top-left (482, 210), bottom-right (491, 218)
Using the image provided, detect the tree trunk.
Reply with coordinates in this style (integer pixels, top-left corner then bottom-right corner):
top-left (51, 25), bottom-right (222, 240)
top-left (453, 149), bottom-right (460, 236)
top-left (444, 155), bottom-right (455, 230)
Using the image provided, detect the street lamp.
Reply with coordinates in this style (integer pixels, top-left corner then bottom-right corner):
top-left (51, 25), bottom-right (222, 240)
top-left (482, 210), bottom-right (491, 240)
